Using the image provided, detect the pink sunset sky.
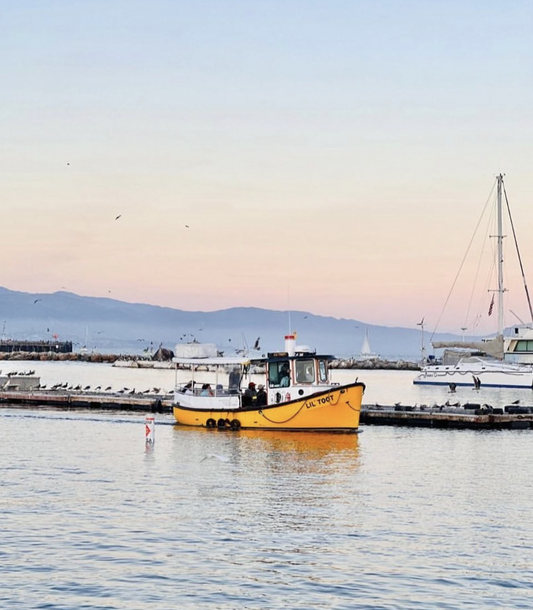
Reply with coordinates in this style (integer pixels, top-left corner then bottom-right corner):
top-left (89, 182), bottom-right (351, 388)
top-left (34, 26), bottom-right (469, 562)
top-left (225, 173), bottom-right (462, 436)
top-left (2, 1), bottom-right (532, 336)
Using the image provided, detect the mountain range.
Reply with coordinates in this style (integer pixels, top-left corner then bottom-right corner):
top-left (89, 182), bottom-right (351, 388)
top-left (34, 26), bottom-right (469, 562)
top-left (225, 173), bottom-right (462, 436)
top-left (0, 286), bottom-right (462, 360)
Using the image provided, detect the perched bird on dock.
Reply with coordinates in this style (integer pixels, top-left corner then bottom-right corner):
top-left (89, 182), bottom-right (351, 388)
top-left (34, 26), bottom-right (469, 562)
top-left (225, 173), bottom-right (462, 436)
top-left (105, 386), bottom-right (112, 391)
top-left (129, 388), bottom-right (136, 394)
top-left (448, 383), bottom-right (457, 393)
top-left (74, 385), bottom-right (82, 391)
top-left (445, 400), bottom-right (460, 407)
top-left (83, 385), bottom-right (91, 391)
top-left (152, 387), bottom-right (160, 394)
top-left (94, 386), bottom-right (101, 391)
top-left (511, 399), bottom-right (520, 405)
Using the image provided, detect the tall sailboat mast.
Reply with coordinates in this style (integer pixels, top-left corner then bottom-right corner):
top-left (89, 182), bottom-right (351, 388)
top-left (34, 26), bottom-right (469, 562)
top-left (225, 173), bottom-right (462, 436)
top-left (496, 173), bottom-right (505, 337)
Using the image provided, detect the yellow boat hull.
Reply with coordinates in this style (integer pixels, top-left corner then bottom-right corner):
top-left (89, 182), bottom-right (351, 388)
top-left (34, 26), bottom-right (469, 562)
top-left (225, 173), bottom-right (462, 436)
top-left (173, 382), bottom-right (364, 432)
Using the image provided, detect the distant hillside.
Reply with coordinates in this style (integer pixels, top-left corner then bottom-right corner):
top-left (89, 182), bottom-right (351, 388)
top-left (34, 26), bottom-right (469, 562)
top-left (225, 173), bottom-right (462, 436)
top-left (0, 286), bottom-right (460, 360)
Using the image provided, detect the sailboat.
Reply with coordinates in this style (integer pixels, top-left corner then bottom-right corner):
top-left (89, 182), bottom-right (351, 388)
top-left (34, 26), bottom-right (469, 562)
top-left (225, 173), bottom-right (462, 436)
top-left (414, 174), bottom-right (533, 389)
top-left (359, 328), bottom-right (379, 360)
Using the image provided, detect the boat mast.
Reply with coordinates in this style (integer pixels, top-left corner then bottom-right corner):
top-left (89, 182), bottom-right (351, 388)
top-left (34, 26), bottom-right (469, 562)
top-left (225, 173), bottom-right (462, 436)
top-left (496, 174), bottom-right (505, 337)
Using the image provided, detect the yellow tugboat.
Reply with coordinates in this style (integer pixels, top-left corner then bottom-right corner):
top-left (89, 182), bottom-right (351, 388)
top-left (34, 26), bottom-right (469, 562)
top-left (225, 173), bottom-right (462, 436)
top-left (172, 334), bottom-right (365, 432)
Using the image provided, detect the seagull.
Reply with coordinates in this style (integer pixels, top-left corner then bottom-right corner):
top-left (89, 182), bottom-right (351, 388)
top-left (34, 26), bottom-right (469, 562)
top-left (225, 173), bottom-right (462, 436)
top-left (253, 337), bottom-right (260, 350)
top-left (33, 299), bottom-right (42, 304)
top-left (115, 215), bottom-right (121, 220)
top-left (185, 224), bottom-right (190, 228)
top-left (511, 399), bottom-right (520, 405)
top-left (104, 386), bottom-right (112, 391)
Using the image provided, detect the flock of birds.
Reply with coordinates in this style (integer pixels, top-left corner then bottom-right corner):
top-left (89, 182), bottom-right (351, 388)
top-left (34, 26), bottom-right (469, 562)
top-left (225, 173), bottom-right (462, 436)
top-left (33, 383), bottom-right (171, 396)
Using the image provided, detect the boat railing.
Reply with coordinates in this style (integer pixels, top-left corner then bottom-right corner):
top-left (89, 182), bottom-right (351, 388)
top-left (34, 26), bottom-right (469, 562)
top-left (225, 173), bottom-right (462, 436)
top-left (176, 382), bottom-right (241, 398)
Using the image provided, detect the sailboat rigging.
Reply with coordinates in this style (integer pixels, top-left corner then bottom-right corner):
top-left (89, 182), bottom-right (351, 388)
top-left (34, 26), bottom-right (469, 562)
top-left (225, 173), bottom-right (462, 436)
top-left (414, 174), bottom-right (533, 388)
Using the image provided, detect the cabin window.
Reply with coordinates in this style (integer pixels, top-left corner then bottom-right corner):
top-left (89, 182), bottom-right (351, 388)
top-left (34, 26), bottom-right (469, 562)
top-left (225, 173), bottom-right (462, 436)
top-left (514, 340), bottom-right (533, 352)
top-left (318, 359), bottom-right (328, 383)
top-left (295, 359), bottom-right (315, 383)
top-left (269, 361), bottom-right (291, 387)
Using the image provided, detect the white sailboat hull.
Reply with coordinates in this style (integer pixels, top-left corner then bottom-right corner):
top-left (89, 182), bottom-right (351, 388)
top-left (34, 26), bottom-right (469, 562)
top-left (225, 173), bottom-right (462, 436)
top-left (414, 357), bottom-right (533, 389)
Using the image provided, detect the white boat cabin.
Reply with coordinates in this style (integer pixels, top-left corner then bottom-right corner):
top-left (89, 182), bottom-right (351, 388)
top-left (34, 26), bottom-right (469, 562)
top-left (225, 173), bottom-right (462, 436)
top-left (173, 334), bottom-right (337, 410)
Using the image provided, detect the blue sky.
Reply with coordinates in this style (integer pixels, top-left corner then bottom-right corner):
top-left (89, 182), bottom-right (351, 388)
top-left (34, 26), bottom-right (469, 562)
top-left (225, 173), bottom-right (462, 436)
top-left (1, 0), bottom-right (532, 334)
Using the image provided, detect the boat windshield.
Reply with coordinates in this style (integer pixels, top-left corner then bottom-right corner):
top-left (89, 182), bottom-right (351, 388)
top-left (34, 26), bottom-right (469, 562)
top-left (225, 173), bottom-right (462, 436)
top-left (268, 360), bottom-right (290, 387)
top-left (318, 359), bottom-right (329, 383)
top-left (295, 359), bottom-right (315, 383)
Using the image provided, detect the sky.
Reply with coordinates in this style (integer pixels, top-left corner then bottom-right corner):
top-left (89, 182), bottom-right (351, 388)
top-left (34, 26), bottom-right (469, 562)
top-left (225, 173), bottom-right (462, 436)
top-left (1, 0), bottom-right (532, 335)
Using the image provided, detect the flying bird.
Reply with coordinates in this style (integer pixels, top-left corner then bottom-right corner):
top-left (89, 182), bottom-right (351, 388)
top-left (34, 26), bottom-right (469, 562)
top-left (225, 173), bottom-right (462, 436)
top-left (201, 453), bottom-right (230, 463)
top-left (33, 299), bottom-right (42, 304)
top-left (185, 224), bottom-right (190, 228)
top-left (253, 337), bottom-right (260, 350)
top-left (115, 215), bottom-right (121, 220)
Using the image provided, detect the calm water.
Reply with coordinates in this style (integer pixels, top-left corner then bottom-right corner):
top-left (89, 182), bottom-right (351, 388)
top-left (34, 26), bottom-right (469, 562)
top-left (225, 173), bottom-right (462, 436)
top-left (1, 362), bottom-right (533, 609)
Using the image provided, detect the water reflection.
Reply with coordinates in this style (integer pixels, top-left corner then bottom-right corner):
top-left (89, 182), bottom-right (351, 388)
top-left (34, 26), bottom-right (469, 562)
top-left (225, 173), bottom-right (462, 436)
top-left (172, 425), bottom-right (360, 460)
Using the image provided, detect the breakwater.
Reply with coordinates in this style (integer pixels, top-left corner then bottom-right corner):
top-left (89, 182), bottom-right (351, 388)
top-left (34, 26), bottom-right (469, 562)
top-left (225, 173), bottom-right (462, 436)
top-left (0, 351), bottom-right (421, 370)
top-left (331, 358), bottom-right (420, 371)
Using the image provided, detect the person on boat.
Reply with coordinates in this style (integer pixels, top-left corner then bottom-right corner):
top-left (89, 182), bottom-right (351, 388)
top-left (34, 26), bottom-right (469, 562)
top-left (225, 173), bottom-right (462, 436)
top-left (228, 367), bottom-right (240, 394)
top-left (243, 381), bottom-right (257, 407)
top-left (200, 383), bottom-right (214, 397)
top-left (256, 384), bottom-right (267, 406)
top-left (279, 364), bottom-right (290, 387)
top-left (182, 381), bottom-right (194, 395)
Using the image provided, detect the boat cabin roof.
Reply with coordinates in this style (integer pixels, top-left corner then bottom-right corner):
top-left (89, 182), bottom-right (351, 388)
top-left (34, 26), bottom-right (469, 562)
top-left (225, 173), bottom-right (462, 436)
top-left (172, 356), bottom-right (251, 366)
top-left (252, 351), bottom-right (335, 365)
top-left (173, 352), bottom-right (334, 368)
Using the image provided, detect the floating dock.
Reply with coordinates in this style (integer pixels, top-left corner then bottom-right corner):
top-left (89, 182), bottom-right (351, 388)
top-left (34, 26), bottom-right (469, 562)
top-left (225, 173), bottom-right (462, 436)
top-left (361, 404), bottom-right (533, 430)
top-left (0, 390), bottom-right (173, 413)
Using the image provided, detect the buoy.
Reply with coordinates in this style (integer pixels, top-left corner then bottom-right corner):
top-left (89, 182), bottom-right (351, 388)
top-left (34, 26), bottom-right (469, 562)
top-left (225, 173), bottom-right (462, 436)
top-left (145, 415), bottom-right (155, 443)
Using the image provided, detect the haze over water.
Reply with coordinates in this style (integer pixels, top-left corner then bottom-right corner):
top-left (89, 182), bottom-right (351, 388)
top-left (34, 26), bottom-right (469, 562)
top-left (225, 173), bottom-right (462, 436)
top-left (1, 362), bottom-right (533, 608)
